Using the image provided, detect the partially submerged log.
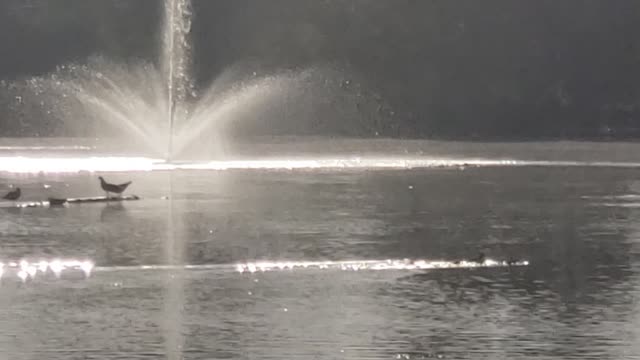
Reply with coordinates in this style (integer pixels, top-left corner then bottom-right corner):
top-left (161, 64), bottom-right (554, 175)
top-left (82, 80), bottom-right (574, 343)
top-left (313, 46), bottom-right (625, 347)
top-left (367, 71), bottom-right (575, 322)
top-left (61, 195), bottom-right (140, 204)
top-left (1, 195), bottom-right (140, 208)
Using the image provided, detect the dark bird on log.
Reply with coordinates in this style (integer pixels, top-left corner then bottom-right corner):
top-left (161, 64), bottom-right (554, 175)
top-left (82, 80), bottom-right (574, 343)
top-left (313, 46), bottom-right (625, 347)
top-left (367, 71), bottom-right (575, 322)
top-left (2, 187), bottom-right (21, 200)
top-left (98, 177), bottom-right (132, 197)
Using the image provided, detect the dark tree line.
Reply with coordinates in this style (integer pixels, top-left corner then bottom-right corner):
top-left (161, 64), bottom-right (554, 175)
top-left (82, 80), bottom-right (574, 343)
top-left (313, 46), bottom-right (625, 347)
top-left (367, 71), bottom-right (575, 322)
top-left (2, 0), bottom-right (640, 139)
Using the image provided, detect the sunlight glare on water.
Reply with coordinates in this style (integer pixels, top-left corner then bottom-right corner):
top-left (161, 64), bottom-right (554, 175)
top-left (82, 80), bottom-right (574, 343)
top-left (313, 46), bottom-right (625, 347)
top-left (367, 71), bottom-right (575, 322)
top-left (0, 147), bottom-right (637, 358)
top-left (0, 259), bottom-right (94, 282)
top-left (0, 258), bottom-right (527, 282)
top-left (0, 156), bottom-right (160, 173)
top-left (5, 154), bottom-right (640, 174)
top-left (233, 258), bottom-right (528, 273)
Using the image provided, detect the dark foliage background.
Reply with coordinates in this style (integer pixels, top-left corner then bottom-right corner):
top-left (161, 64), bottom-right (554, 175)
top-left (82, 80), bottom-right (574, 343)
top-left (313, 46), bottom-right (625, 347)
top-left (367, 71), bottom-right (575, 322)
top-left (1, 0), bottom-right (640, 139)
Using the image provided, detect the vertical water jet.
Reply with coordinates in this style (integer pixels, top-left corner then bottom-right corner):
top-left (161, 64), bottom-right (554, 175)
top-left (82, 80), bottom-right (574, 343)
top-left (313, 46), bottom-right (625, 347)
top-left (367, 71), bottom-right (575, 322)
top-left (163, 0), bottom-right (192, 161)
top-left (161, 1), bottom-right (191, 359)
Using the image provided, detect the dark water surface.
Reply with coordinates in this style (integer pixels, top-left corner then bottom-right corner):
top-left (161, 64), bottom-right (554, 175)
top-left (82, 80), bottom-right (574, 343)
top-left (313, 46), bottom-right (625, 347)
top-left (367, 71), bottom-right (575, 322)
top-left (1, 139), bottom-right (640, 359)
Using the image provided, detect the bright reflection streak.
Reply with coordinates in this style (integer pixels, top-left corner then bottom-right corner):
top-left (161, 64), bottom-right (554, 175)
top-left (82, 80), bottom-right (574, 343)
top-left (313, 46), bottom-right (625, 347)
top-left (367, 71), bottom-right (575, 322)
top-left (3, 155), bottom-right (640, 174)
top-left (49, 260), bottom-right (63, 278)
top-left (80, 261), bottom-right (94, 277)
top-left (37, 261), bottom-right (48, 273)
top-left (0, 145), bottom-right (94, 151)
top-left (0, 257), bottom-right (529, 283)
top-left (0, 259), bottom-right (93, 282)
top-left (93, 258), bottom-right (528, 273)
top-left (0, 156), bottom-right (159, 173)
top-left (233, 258), bottom-right (529, 273)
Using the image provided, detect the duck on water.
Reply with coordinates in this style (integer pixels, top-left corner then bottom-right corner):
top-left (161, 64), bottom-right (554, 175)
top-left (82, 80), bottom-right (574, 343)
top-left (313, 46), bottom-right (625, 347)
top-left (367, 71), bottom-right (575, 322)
top-left (2, 187), bottom-right (20, 201)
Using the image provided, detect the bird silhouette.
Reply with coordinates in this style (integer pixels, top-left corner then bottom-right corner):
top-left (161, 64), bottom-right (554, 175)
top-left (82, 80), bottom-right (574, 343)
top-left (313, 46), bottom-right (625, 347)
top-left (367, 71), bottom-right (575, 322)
top-left (98, 177), bottom-right (132, 198)
top-left (2, 187), bottom-right (21, 201)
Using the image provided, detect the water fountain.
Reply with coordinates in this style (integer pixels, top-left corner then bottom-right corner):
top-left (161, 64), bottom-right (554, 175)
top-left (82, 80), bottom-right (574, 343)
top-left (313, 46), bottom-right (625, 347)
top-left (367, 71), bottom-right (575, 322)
top-left (163, 0), bottom-right (192, 160)
top-left (161, 1), bottom-right (190, 358)
top-left (0, 0), bottom-right (398, 168)
top-left (7, 0), bottom-right (362, 161)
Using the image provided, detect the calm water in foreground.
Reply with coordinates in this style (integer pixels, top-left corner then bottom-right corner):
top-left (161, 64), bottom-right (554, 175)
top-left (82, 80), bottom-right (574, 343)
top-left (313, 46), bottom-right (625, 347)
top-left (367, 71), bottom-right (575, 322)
top-left (1, 138), bottom-right (640, 359)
